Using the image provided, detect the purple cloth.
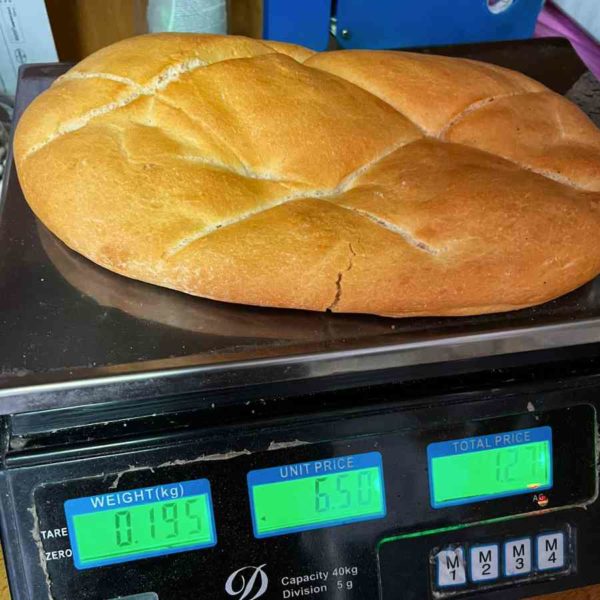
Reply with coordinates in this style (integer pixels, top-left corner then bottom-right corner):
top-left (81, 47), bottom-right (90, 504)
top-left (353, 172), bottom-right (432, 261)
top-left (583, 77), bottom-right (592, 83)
top-left (535, 2), bottom-right (600, 80)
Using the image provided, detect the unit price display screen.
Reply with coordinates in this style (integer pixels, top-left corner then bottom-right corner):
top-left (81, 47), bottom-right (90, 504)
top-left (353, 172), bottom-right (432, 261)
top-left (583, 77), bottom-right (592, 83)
top-left (428, 426), bottom-right (553, 508)
top-left (64, 479), bottom-right (217, 569)
top-left (248, 451), bottom-right (386, 538)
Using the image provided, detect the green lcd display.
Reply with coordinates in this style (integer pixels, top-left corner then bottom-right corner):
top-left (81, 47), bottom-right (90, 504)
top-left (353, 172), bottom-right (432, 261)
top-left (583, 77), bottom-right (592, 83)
top-left (247, 452), bottom-right (386, 538)
top-left (428, 426), bottom-right (553, 508)
top-left (65, 479), bottom-right (217, 569)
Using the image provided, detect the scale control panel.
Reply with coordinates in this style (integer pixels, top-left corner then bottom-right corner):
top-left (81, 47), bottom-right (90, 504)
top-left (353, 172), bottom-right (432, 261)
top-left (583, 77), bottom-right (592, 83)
top-left (432, 526), bottom-right (572, 596)
top-left (8, 403), bottom-right (596, 599)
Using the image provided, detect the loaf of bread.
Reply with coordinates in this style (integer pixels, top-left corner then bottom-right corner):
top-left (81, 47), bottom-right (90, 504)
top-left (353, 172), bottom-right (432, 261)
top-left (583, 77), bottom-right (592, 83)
top-left (14, 34), bottom-right (600, 317)
top-left (38, 221), bottom-right (395, 341)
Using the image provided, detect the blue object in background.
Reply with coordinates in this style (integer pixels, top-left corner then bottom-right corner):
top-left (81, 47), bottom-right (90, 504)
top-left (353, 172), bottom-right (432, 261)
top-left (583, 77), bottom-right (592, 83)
top-left (262, 0), bottom-right (545, 51)
top-left (263, 0), bottom-right (330, 51)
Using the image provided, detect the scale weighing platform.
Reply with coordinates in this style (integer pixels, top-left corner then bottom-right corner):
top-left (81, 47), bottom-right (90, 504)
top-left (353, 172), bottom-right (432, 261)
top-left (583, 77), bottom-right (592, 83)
top-left (0, 38), bottom-right (599, 600)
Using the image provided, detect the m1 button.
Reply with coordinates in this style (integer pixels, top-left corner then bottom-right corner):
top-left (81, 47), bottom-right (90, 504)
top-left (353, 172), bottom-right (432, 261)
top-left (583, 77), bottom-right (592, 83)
top-left (435, 546), bottom-right (467, 588)
top-left (469, 544), bottom-right (499, 583)
top-left (504, 537), bottom-right (532, 577)
top-left (537, 532), bottom-right (565, 571)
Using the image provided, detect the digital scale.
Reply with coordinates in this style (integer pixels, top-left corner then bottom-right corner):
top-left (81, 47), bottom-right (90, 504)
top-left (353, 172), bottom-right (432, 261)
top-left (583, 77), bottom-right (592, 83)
top-left (0, 39), bottom-right (599, 600)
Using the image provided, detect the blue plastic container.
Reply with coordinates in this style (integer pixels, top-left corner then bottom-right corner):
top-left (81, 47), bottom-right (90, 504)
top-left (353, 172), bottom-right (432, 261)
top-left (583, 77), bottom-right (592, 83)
top-left (263, 0), bottom-right (545, 52)
top-left (263, 0), bottom-right (330, 51)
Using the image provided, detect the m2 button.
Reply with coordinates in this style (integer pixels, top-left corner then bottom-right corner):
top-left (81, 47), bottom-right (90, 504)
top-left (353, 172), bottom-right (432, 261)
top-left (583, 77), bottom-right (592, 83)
top-left (537, 532), bottom-right (566, 571)
top-left (504, 538), bottom-right (532, 577)
top-left (469, 544), bottom-right (499, 583)
top-left (436, 547), bottom-right (467, 588)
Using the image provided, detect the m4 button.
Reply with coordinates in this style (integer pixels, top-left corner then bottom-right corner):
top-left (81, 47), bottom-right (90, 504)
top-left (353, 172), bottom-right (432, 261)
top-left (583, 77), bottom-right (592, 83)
top-left (537, 532), bottom-right (565, 571)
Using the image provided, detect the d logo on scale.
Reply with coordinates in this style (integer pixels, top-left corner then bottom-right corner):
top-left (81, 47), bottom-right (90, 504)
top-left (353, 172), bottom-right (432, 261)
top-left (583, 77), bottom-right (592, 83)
top-left (225, 564), bottom-right (269, 600)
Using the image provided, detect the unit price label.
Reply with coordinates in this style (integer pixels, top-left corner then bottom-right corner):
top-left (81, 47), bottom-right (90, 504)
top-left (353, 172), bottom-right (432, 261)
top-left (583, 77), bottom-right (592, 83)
top-left (248, 452), bottom-right (386, 539)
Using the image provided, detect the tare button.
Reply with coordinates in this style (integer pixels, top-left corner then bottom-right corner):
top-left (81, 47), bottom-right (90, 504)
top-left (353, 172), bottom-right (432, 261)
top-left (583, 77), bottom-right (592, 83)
top-left (469, 544), bottom-right (499, 583)
top-left (536, 532), bottom-right (565, 571)
top-left (504, 537), bottom-right (532, 577)
top-left (435, 547), bottom-right (467, 588)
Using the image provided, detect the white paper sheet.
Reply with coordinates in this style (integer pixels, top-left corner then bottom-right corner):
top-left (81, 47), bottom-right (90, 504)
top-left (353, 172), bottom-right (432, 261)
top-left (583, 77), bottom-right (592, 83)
top-left (553, 0), bottom-right (600, 43)
top-left (0, 0), bottom-right (57, 96)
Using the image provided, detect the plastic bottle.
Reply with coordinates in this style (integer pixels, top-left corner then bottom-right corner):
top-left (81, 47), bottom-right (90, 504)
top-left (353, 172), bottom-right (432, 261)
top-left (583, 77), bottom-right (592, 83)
top-left (147, 0), bottom-right (227, 34)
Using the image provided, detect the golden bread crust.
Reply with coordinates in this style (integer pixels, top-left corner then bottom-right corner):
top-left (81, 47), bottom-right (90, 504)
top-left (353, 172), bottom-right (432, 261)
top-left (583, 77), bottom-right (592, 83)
top-left (14, 33), bottom-right (600, 316)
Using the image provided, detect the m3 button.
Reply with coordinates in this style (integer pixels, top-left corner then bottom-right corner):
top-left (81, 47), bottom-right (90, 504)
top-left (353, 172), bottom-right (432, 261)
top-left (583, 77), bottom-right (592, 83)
top-left (504, 538), bottom-right (532, 577)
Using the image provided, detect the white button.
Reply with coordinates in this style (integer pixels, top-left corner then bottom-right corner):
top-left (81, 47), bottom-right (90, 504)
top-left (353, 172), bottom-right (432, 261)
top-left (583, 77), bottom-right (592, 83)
top-left (469, 544), bottom-right (499, 582)
top-left (537, 532), bottom-right (565, 571)
top-left (504, 538), bottom-right (532, 577)
top-left (436, 547), bottom-right (467, 587)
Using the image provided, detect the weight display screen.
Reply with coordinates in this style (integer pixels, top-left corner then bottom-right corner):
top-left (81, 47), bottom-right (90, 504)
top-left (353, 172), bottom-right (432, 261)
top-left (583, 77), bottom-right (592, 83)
top-left (64, 479), bottom-right (217, 569)
top-left (428, 426), bottom-right (553, 508)
top-left (247, 452), bottom-right (386, 538)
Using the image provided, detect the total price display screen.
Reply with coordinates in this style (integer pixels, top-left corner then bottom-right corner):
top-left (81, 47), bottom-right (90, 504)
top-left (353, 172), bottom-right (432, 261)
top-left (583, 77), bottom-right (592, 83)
top-left (428, 426), bottom-right (553, 508)
top-left (64, 479), bottom-right (217, 569)
top-left (247, 452), bottom-right (386, 538)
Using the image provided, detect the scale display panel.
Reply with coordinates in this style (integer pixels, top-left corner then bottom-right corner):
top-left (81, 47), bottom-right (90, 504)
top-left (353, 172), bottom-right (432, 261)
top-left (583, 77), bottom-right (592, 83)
top-left (247, 451), bottom-right (386, 538)
top-left (64, 479), bottom-right (217, 569)
top-left (428, 426), bottom-right (553, 508)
